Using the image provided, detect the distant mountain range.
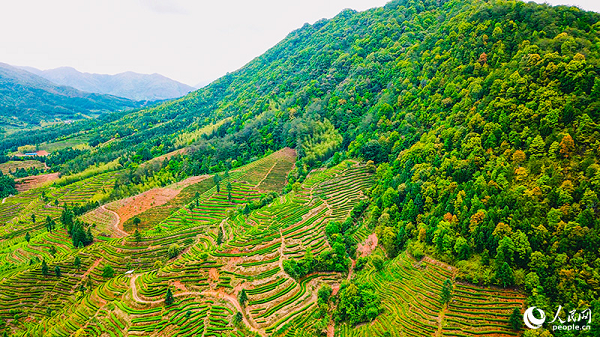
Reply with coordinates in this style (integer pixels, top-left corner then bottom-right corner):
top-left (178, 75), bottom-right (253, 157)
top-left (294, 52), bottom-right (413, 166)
top-left (21, 66), bottom-right (195, 101)
top-left (0, 62), bottom-right (146, 128)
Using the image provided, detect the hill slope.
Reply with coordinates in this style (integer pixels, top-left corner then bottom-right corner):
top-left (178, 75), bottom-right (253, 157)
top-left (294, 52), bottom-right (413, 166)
top-left (2, 0), bottom-right (600, 336)
top-left (27, 66), bottom-right (195, 101)
top-left (0, 63), bottom-right (144, 129)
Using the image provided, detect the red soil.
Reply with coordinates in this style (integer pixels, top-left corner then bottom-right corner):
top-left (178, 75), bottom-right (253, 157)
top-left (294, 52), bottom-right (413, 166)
top-left (172, 280), bottom-right (188, 292)
top-left (226, 256), bottom-right (242, 270)
top-left (209, 268), bottom-right (219, 282)
top-left (356, 233), bottom-right (378, 257)
top-left (15, 172), bottom-right (60, 192)
top-left (110, 174), bottom-right (209, 227)
top-left (15, 150), bottom-right (49, 157)
top-left (114, 188), bottom-right (180, 226)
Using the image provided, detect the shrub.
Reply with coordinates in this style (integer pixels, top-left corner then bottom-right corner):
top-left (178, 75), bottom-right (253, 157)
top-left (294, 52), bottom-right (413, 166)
top-left (355, 257), bottom-right (369, 271)
top-left (318, 284), bottom-right (332, 304)
top-left (372, 256), bottom-right (384, 271)
top-left (168, 244), bottom-right (181, 258)
top-left (102, 265), bottom-right (114, 278)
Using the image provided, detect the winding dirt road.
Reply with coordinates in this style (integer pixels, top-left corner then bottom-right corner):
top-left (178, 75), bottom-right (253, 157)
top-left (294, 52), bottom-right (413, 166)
top-left (101, 205), bottom-right (128, 237)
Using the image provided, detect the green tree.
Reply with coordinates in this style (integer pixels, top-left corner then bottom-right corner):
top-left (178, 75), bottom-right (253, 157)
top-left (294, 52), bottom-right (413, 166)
top-left (372, 256), bottom-right (384, 271)
top-left (453, 236), bottom-right (469, 260)
top-left (102, 265), bottom-right (114, 278)
top-left (45, 215), bottom-right (55, 232)
top-left (168, 244), bottom-right (181, 258)
top-left (318, 284), bottom-right (332, 303)
top-left (31, 213), bottom-right (36, 224)
top-left (441, 278), bottom-right (453, 303)
top-left (234, 311), bottom-right (243, 324)
top-left (529, 135), bottom-right (545, 158)
top-left (25, 232), bottom-right (31, 243)
top-left (74, 256), bottom-right (81, 271)
top-left (55, 266), bottom-right (61, 277)
top-left (510, 307), bottom-right (523, 331)
top-left (165, 288), bottom-right (174, 306)
top-left (496, 262), bottom-right (515, 288)
top-left (217, 228), bottom-right (224, 245)
top-left (292, 182), bottom-right (301, 192)
top-left (133, 216), bottom-right (141, 228)
top-left (41, 260), bottom-right (49, 276)
top-left (239, 288), bottom-right (248, 306)
top-left (134, 229), bottom-right (142, 243)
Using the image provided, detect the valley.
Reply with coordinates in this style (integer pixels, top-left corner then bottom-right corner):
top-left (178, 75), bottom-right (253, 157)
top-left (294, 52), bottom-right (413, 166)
top-left (0, 0), bottom-right (599, 336)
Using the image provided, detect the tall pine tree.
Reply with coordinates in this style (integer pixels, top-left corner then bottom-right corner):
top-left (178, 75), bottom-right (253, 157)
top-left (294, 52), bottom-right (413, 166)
top-left (165, 288), bottom-right (174, 306)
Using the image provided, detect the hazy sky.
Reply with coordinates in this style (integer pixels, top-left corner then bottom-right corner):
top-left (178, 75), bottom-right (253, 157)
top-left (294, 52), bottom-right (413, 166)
top-left (1, 0), bottom-right (598, 86)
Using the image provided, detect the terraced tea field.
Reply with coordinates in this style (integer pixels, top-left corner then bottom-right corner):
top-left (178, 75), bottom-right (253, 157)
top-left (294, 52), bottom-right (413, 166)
top-left (0, 150), bottom-right (527, 337)
top-left (336, 254), bottom-right (526, 337)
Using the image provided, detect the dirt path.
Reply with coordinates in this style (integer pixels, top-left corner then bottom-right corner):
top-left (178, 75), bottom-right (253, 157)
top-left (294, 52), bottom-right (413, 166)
top-left (101, 205), bottom-right (127, 237)
top-left (82, 258), bottom-right (103, 279)
top-left (347, 259), bottom-right (356, 280)
top-left (436, 305), bottom-right (447, 336)
top-left (255, 161), bottom-right (278, 189)
top-left (327, 323), bottom-right (335, 337)
top-left (219, 218), bottom-right (227, 242)
top-left (129, 275), bottom-right (265, 336)
top-left (1, 197), bottom-right (5, 204)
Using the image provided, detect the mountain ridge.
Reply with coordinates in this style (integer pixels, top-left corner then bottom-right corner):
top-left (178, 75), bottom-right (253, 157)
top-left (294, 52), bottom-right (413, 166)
top-left (0, 62), bottom-right (145, 129)
top-left (20, 65), bottom-right (196, 101)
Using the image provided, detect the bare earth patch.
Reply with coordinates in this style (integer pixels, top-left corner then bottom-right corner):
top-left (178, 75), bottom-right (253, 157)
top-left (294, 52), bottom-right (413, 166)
top-left (107, 174), bottom-right (209, 228)
top-left (15, 172), bottom-right (60, 192)
top-left (172, 280), bottom-right (188, 292)
top-left (356, 233), bottom-right (378, 257)
top-left (111, 188), bottom-right (180, 226)
top-left (331, 284), bottom-right (340, 296)
top-left (209, 268), bottom-right (219, 283)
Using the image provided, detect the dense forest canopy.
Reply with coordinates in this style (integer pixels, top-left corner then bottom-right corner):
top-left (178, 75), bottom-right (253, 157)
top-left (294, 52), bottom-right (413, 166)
top-left (4, 0), bottom-right (600, 334)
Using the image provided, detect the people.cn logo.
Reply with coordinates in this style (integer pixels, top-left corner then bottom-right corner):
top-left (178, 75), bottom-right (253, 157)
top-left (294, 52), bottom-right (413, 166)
top-left (523, 306), bottom-right (593, 332)
top-left (524, 307), bottom-right (546, 329)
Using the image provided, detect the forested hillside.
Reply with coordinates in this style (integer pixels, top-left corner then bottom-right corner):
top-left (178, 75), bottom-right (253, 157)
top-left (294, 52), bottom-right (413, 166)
top-left (2, 0), bottom-right (600, 335)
